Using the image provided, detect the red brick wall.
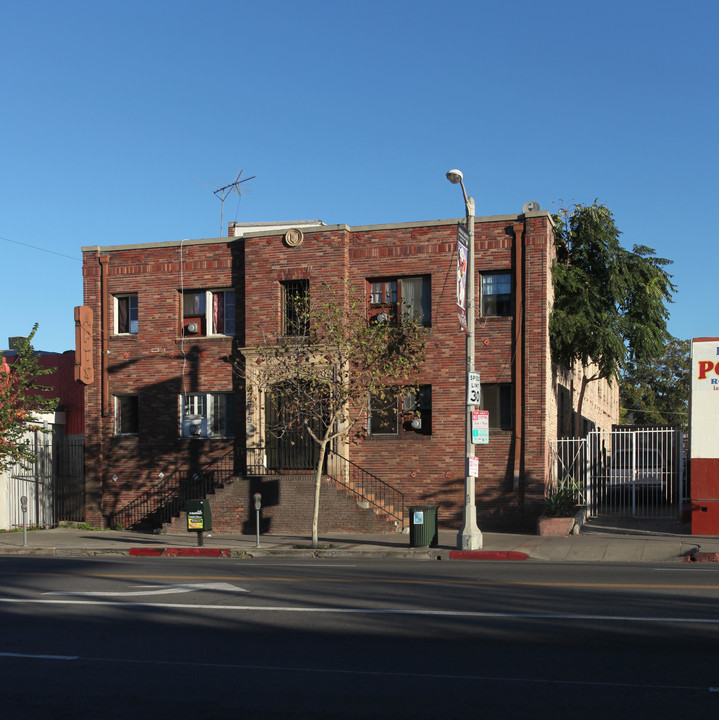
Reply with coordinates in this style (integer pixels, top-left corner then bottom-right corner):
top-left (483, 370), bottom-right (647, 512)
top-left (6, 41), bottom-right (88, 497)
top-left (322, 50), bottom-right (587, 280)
top-left (80, 213), bottom-right (612, 534)
top-left (165, 474), bottom-right (399, 535)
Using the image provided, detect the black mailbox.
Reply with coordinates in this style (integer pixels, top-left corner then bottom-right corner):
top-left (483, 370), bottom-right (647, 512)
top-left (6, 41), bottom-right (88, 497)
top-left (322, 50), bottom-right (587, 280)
top-left (186, 499), bottom-right (212, 532)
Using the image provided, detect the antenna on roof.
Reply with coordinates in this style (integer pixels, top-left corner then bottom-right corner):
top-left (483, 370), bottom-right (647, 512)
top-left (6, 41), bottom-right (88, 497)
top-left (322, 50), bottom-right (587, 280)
top-left (213, 171), bottom-right (256, 237)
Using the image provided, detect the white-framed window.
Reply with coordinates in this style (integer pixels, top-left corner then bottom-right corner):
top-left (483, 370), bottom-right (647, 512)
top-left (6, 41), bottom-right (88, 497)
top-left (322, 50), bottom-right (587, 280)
top-left (114, 294), bottom-right (138, 335)
top-left (480, 272), bottom-right (512, 317)
top-left (368, 386), bottom-right (432, 436)
top-left (180, 393), bottom-right (235, 438)
top-left (182, 289), bottom-right (235, 336)
top-left (114, 395), bottom-right (139, 435)
top-left (369, 276), bottom-right (431, 326)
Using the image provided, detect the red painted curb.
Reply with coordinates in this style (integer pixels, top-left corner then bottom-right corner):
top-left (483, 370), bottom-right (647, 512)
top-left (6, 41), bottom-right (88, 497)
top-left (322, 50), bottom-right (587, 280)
top-left (449, 550), bottom-right (529, 561)
top-left (129, 548), bottom-right (231, 557)
top-left (684, 552), bottom-right (719, 563)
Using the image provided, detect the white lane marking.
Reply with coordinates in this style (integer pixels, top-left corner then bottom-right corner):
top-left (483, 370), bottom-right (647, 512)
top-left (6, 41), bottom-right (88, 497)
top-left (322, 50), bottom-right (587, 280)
top-left (0, 652), bottom-right (78, 660)
top-left (42, 582), bottom-right (248, 597)
top-left (3, 598), bottom-right (719, 625)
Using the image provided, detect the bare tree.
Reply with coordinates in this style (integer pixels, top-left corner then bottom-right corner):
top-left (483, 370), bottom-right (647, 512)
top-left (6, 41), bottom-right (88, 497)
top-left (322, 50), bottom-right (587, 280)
top-left (238, 281), bottom-right (427, 547)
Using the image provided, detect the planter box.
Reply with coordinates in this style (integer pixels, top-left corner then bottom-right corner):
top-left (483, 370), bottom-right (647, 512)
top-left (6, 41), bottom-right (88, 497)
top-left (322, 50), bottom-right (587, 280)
top-left (537, 515), bottom-right (575, 536)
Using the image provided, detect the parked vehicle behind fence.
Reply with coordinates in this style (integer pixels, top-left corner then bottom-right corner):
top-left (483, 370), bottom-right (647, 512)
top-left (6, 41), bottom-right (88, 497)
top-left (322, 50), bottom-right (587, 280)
top-left (608, 448), bottom-right (665, 489)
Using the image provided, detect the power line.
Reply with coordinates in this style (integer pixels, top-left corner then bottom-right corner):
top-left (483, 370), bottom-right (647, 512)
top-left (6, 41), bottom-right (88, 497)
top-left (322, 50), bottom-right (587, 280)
top-left (0, 235), bottom-right (81, 262)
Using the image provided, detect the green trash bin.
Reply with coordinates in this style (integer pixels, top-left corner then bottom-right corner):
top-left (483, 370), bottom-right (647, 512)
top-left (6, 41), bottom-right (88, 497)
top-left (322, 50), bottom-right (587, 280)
top-left (408, 505), bottom-right (438, 548)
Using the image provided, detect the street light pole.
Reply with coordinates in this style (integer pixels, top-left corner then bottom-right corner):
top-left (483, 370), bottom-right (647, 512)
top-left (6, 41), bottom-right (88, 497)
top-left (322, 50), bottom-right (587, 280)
top-left (446, 169), bottom-right (483, 550)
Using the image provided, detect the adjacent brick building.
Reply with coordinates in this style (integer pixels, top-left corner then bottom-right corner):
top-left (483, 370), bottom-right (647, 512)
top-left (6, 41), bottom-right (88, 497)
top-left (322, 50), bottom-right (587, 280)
top-left (79, 211), bottom-right (618, 534)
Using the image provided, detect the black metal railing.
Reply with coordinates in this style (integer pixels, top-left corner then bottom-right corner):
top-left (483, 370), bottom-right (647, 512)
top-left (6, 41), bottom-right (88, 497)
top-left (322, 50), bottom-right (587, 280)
top-left (109, 449), bottom-right (236, 531)
top-left (327, 450), bottom-right (405, 524)
top-left (246, 446), bottom-right (405, 524)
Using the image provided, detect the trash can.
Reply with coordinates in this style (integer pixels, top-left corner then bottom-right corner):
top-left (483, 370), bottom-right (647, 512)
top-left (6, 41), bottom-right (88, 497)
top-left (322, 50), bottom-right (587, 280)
top-left (186, 498), bottom-right (212, 532)
top-left (408, 505), bottom-right (438, 548)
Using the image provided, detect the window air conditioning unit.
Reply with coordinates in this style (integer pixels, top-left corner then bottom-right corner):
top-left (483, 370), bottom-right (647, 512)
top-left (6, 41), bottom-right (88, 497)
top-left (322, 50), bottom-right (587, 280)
top-left (411, 417), bottom-right (422, 430)
top-left (376, 312), bottom-right (389, 323)
top-left (183, 415), bottom-right (207, 438)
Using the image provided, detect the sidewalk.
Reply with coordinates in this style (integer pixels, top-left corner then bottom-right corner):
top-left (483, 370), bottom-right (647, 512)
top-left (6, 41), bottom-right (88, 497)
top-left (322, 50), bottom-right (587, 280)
top-left (1, 521), bottom-right (719, 562)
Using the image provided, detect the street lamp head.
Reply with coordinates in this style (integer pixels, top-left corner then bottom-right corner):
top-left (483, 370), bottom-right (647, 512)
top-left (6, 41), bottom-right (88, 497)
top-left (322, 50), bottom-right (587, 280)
top-left (446, 169), bottom-right (463, 185)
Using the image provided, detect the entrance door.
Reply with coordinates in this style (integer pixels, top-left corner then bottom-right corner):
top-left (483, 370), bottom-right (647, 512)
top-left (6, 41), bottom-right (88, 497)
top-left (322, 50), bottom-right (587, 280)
top-left (265, 383), bottom-right (326, 472)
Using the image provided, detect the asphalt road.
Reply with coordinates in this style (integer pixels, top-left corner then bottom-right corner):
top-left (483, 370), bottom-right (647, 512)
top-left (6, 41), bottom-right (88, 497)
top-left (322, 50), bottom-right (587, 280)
top-left (1, 557), bottom-right (718, 719)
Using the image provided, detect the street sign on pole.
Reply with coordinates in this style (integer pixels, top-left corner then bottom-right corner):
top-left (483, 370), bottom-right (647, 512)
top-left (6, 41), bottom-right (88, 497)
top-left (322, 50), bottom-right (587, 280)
top-left (472, 410), bottom-right (489, 444)
top-left (467, 371), bottom-right (481, 406)
top-left (467, 456), bottom-right (479, 478)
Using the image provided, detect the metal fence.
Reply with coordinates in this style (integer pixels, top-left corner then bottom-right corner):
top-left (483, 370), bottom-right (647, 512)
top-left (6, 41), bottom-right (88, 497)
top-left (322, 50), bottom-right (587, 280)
top-left (8, 433), bottom-right (84, 528)
top-left (550, 427), bottom-right (684, 519)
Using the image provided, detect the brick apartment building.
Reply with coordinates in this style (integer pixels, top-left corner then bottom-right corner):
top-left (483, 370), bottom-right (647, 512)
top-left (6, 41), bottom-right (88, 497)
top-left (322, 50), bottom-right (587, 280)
top-left (78, 211), bottom-right (618, 534)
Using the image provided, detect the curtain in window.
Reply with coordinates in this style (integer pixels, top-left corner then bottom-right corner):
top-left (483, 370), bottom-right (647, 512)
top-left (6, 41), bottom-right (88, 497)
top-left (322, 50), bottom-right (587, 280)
top-left (117, 297), bottom-right (128, 333)
top-left (400, 277), bottom-right (430, 324)
top-left (213, 292), bottom-right (223, 334)
top-left (184, 292), bottom-right (205, 317)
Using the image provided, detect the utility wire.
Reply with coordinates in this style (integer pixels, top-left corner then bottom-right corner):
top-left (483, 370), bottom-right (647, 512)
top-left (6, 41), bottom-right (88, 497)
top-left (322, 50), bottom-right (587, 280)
top-left (1, 235), bottom-right (81, 261)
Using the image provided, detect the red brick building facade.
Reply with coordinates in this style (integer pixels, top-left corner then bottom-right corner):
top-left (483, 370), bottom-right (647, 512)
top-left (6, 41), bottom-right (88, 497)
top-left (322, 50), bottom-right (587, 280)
top-left (80, 211), bottom-right (617, 533)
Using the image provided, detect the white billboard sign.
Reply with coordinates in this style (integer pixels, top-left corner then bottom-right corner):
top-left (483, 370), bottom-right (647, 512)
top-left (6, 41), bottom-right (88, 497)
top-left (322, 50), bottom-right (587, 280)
top-left (691, 338), bottom-right (719, 459)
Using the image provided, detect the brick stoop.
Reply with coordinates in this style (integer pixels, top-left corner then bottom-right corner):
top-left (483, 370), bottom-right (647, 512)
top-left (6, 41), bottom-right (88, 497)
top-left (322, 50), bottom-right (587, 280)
top-left (162, 473), bottom-right (403, 535)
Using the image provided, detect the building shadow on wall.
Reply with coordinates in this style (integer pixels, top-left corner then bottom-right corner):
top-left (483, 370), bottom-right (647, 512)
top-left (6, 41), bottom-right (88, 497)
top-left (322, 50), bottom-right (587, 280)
top-left (101, 344), bottom-right (244, 529)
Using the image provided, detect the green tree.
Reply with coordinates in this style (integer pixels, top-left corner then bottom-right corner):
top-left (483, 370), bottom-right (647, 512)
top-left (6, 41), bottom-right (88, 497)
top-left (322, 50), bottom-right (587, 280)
top-left (238, 282), bottom-right (427, 548)
top-left (550, 202), bottom-right (676, 437)
top-left (0, 324), bottom-right (57, 472)
top-left (620, 337), bottom-right (689, 431)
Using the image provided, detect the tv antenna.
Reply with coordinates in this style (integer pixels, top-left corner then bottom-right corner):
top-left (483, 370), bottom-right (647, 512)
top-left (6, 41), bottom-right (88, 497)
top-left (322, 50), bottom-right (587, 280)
top-left (213, 171), bottom-right (255, 236)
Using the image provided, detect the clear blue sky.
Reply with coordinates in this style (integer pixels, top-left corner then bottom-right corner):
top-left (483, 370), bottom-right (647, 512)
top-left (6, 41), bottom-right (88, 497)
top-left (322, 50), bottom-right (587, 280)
top-left (2, 0), bottom-right (716, 352)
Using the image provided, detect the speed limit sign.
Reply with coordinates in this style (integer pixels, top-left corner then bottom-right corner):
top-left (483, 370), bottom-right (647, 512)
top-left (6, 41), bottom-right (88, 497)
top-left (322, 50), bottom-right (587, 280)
top-left (466, 372), bottom-right (481, 405)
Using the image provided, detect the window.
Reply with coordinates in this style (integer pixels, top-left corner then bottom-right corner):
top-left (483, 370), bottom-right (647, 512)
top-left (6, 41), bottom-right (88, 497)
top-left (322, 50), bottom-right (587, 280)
top-left (480, 384), bottom-right (512, 430)
top-left (182, 290), bottom-right (235, 336)
top-left (369, 276), bottom-right (431, 326)
top-left (114, 294), bottom-right (138, 334)
top-left (369, 386), bottom-right (432, 436)
top-left (282, 279), bottom-right (309, 336)
top-left (480, 272), bottom-right (512, 317)
top-left (114, 395), bottom-right (139, 435)
top-left (181, 393), bottom-right (235, 438)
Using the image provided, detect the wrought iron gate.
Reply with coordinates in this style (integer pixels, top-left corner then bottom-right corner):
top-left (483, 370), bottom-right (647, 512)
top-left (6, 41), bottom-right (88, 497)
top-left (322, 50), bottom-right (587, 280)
top-left (550, 427), bottom-right (684, 519)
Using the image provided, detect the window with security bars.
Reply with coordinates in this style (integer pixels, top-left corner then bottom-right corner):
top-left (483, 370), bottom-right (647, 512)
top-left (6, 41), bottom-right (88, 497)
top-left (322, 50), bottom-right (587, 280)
top-left (282, 279), bottom-right (310, 336)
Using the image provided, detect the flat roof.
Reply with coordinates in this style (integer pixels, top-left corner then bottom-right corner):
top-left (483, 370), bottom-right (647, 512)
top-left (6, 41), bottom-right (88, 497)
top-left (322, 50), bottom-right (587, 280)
top-left (81, 210), bottom-right (552, 254)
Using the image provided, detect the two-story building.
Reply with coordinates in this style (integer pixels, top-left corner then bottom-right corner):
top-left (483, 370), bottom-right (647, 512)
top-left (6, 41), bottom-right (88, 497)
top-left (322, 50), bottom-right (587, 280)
top-left (78, 210), bottom-right (618, 534)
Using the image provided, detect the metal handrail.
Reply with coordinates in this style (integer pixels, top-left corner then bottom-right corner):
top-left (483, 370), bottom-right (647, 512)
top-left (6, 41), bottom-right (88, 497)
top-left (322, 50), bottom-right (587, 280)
top-left (327, 449), bottom-right (405, 524)
top-left (109, 449), bottom-right (236, 530)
